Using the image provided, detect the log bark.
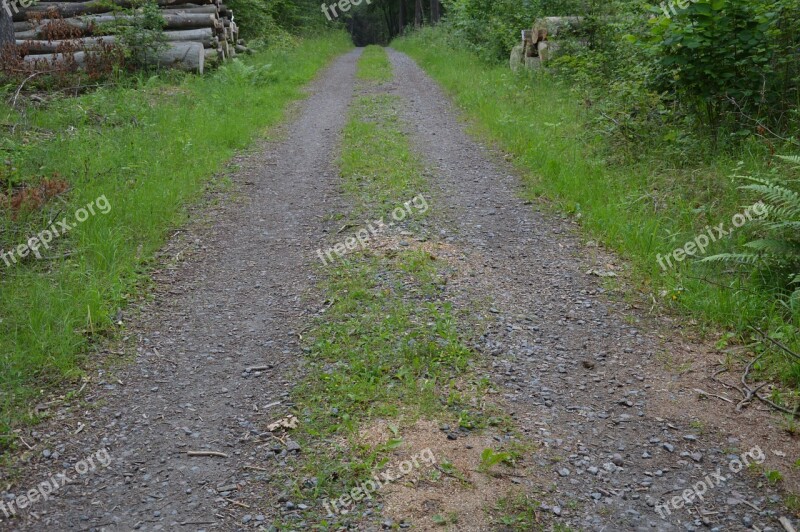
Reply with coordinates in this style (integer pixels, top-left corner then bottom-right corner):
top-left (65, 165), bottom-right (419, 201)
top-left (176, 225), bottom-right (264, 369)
top-left (161, 5), bottom-right (218, 14)
top-left (17, 28), bottom-right (214, 52)
top-left (13, 0), bottom-right (214, 20)
top-left (16, 12), bottom-right (217, 36)
top-left (24, 41), bottom-right (204, 72)
top-left (13, 3), bottom-right (108, 22)
top-left (509, 43), bottom-right (523, 72)
top-left (532, 16), bottom-right (583, 40)
top-left (536, 40), bottom-right (561, 63)
top-left (16, 34), bottom-right (114, 52)
top-left (156, 41), bottom-right (202, 72)
top-left (163, 27), bottom-right (214, 45)
top-left (24, 50), bottom-right (88, 66)
top-left (80, 12), bottom-right (217, 28)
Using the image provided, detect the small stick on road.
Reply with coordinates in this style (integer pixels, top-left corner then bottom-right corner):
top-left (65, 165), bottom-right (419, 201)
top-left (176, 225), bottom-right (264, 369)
top-left (780, 516), bottom-right (797, 532)
top-left (187, 451), bottom-right (229, 458)
top-left (225, 498), bottom-right (250, 509)
top-left (693, 388), bottom-right (734, 404)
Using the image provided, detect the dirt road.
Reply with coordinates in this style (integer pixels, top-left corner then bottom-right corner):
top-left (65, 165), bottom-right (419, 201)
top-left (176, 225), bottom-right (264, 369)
top-left (3, 47), bottom-right (798, 532)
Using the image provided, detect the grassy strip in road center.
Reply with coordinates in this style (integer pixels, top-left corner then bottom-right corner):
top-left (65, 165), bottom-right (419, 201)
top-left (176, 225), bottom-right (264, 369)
top-left (278, 47), bottom-right (508, 528)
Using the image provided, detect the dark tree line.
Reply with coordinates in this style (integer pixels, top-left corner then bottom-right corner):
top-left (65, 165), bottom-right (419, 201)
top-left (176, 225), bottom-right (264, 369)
top-left (346, 0), bottom-right (441, 45)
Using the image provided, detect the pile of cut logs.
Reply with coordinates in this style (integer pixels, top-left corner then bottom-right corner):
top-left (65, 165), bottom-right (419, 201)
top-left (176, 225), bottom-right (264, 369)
top-left (510, 16), bottom-right (582, 71)
top-left (12, 0), bottom-right (246, 74)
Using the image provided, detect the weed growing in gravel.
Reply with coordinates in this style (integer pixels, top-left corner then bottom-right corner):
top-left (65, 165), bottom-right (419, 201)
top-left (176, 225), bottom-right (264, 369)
top-left (491, 494), bottom-right (542, 531)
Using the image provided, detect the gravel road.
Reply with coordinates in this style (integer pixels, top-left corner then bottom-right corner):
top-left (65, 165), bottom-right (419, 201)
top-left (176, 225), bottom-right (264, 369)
top-left (2, 47), bottom-right (798, 532)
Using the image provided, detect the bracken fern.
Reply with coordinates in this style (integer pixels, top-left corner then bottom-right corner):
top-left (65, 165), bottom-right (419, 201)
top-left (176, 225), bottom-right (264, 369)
top-left (704, 155), bottom-right (800, 305)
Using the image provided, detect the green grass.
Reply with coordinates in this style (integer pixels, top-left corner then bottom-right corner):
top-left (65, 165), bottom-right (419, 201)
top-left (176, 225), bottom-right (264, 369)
top-left (0, 31), bottom-right (353, 444)
top-left (339, 94), bottom-right (424, 216)
top-left (355, 44), bottom-right (393, 82)
top-left (393, 28), bottom-right (800, 393)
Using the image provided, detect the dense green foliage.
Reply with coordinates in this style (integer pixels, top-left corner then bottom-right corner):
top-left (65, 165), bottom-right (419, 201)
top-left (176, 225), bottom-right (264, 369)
top-left (108, 0), bottom-right (167, 67)
top-left (705, 157), bottom-right (800, 309)
top-left (226, 0), bottom-right (324, 43)
top-left (648, 0), bottom-right (800, 132)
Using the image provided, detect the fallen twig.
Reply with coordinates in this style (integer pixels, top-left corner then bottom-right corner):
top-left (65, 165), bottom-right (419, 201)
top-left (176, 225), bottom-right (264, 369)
top-left (736, 353), bottom-right (768, 412)
top-left (780, 516), bottom-right (797, 532)
top-left (750, 326), bottom-right (800, 362)
top-left (225, 498), bottom-right (250, 509)
top-left (11, 70), bottom-right (56, 109)
top-left (244, 465), bottom-right (270, 472)
top-left (693, 388), bottom-right (734, 404)
top-left (186, 451), bottom-right (228, 458)
top-left (737, 353), bottom-right (800, 417)
top-left (738, 498), bottom-right (762, 512)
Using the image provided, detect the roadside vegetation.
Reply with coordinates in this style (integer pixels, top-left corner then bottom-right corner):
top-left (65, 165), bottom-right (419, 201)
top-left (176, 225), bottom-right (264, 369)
top-left (394, 0), bottom-right (800, 409)
top-left (0, 32), bottom-right (352, 447)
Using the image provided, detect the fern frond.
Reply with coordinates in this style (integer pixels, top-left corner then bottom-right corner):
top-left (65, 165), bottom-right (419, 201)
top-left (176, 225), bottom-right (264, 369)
top-left (740, 182), bottom-right (800, 215)
top-left (764, 220), bottom-right (800, 232)
top-left (744, 239), bottom-right (800, 257)
top-left (701, 253), bottom-right (761, 265)
top-left (776, 155), bottom-right (800, 167)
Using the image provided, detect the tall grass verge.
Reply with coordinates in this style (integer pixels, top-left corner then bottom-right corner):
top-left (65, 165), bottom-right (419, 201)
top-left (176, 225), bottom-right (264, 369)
top-left (393, 28), bottom-right (800, 394)
top-left (0, 31), bottom-right (353, 445)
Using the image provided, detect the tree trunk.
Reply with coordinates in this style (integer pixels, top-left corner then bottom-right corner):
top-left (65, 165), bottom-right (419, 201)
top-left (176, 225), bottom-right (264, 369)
top-left (430, 0), bottom-right (439, 23)
top-left (0, 9), bottom-right (14, 49)
top-left (379, 4), bottom-right (392, 39)
top-left (414, 0), bottom-right (421, 27)
top-left (398, 0), bottom-right (404, 35)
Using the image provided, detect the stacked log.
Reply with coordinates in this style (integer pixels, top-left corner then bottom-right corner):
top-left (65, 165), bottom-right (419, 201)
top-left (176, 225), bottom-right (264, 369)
top-left (511, 16), bottom-right (583, 71)
top-left (13, 0), bottom-right (245, 73)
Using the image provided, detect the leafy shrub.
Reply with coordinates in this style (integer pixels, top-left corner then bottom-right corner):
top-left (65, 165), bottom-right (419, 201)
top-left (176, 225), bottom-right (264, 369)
top-left (227, 0), bottom-right (325, 42)
top-left (105, 0), bottom-right (167, 69)
top-left (646, 0), bottom-right (799, 134)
